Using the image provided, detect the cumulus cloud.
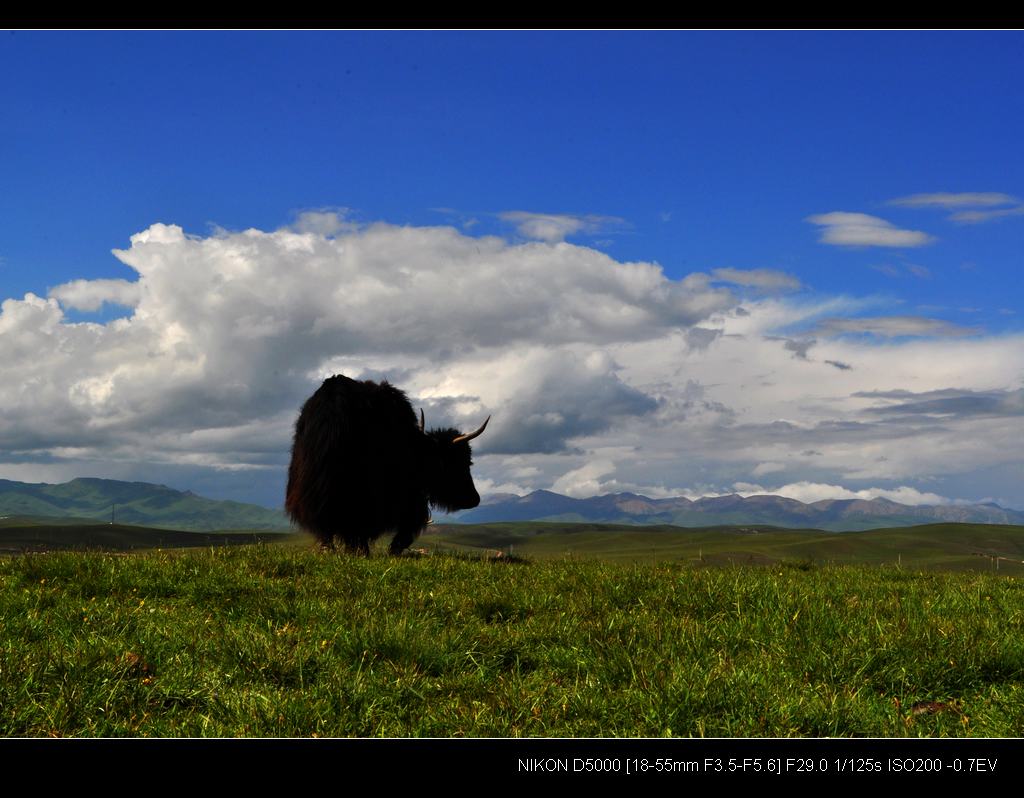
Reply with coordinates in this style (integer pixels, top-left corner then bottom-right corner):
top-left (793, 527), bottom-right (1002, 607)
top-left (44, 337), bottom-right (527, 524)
top-left (498, 211), bottom-right (624, 243)
top-left (0, 220), bottom-right (734, 492)
top-left (806, 212), bottom-right (935, 248)
top-left (809, 315), bottom-right (979, 338)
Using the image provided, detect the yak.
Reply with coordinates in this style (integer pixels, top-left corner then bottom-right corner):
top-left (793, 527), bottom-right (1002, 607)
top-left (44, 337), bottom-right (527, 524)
top-left (285, 374), bottom-right (489, 555)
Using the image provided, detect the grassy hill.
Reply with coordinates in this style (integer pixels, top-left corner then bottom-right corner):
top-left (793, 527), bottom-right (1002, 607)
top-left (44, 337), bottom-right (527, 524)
top-left (0, 477), bottom-right (289, 531)
top-left (2, 542), bottom-right (1023, 737)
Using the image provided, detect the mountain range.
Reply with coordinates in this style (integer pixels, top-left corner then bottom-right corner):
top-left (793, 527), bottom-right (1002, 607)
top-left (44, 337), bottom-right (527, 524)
top-left (438, 489), bottom-right (1024, 532)
top-left (1, 478), bottom-right (1021, 534)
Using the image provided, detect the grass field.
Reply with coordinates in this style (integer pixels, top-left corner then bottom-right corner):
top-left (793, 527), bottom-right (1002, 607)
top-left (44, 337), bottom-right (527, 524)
top-left (2, 540), bottom-right (1023, 737)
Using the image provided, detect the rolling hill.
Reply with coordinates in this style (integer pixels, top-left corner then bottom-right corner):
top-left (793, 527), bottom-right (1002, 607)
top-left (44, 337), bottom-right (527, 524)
top-left (0, 478), bottom-right (289, 531)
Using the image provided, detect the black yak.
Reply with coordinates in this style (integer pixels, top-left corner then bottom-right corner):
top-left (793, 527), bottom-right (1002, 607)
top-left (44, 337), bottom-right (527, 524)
top-left (285, 374), bottom-right (489, 555)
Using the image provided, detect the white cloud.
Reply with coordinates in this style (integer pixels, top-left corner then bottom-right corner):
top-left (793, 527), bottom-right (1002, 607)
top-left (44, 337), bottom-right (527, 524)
top-left (0, 220), bottom-right (735, 484)
top-left (809, 315), bottom-right (979, 338)
top-left (751, 462), bottom-right (785, 476)
top-left (49, 278), bottom-right (142, 312)
top-left (733, 481), bottom-right (951, 506)
top-left (710, 267), bottom-right (801, 292)
top-left (888, 192), bottom-right (1019, 209)
top-left (406, 346), bottom-right (661, 455)
top-left (886, 192), bottom-right (1024, 226)
top-left (806, 212), bottom-right (935, 248)
top-left (870, 263), bottom-right (902, 278)
top-left (498, 211), bottom-right (624, 243)
top-left (552, 459), bottom-right (617, 497)
top-left (288, 208), bottom-right (357, 236)
top-left (949, 205), bottom-right (1024, 224)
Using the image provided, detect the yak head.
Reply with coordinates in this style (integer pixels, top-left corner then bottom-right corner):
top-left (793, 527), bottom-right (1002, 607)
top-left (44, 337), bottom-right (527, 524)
top-left (420, 411), bottom-right (489, 513)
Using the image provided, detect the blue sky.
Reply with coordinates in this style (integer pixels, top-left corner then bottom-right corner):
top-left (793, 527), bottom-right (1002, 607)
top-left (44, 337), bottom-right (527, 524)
top-left (2, 30), bottom-right (1023, 509)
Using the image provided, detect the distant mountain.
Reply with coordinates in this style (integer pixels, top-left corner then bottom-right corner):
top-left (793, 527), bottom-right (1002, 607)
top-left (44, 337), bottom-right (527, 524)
top-left (0, 478), bottom-right (290, 532)
top-left (3, 478), bottom-right (1019, 535)
top-left (440, 490), bottom-right (1024, 531)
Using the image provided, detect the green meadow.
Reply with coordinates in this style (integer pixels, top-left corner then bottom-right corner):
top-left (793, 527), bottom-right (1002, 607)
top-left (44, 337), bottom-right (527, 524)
top-left (2, 527), bottom-right (1023, 737)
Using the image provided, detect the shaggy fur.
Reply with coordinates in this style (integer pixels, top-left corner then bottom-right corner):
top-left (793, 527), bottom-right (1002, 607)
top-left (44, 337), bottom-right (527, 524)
top-left (285, 375), bottom-right (485, 555)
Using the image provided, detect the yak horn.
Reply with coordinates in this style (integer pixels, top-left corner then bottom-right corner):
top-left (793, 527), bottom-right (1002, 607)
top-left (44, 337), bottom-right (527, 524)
top-left (452, 416), bottom-right (490, 445)
top-left (419, 408), bottom-right (426, 433)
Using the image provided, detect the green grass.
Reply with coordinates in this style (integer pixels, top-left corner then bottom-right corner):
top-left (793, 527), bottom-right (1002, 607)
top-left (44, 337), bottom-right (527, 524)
top-left (2, 542), bottom-right (1023, 737)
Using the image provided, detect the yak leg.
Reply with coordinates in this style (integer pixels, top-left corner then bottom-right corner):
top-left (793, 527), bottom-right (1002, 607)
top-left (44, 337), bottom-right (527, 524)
top-left (390, 515), bottom-right (427, 556)
top-left (343, 537), bottom-right (370, 556)
top-left (389, 526), bottom-right (419, 555)
top-left (389, 499), bottom-right (430, 556)
top-left (314, 532), bottom-right (337, 552)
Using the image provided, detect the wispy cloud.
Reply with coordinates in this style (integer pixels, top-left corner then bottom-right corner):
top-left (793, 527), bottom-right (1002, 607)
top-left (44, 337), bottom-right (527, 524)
top-left (806, 212), bottom-right (935, 248)
top-left (809, 315), bottom-right (980, 338)
top-left (710, 267), bottom-right (801, 292)
top-left (949, 205), bottom-right (1024, 224)
top-left (855, 388), bottom-right (1024, 419)
top-left (499, 211), bottom-right (625, 243)
top-left (888, 192), bottom-right (1019, 209)
top-left (888, 192), bottom-right (1024, 225)
top-left (869, 263), bottom-right (932, 279)
top-left (870, 264), bottom-right (902, 278)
